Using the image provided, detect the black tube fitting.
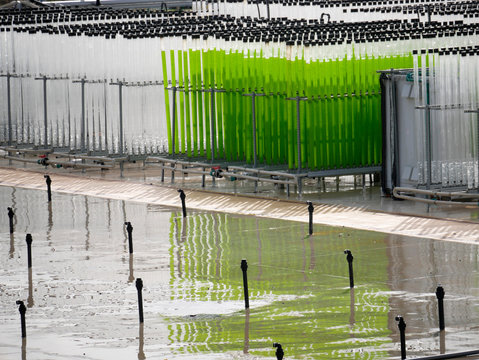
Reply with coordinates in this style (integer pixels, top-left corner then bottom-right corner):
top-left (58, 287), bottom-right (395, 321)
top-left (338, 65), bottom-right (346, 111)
top-left (136, 278), bottom-right (144, 323)
top-left (395, 315), bottom-right (406, 360)
top-left (436, 285), bottom-right (445, 331)
top-left (273, 343), bottom-right (284, 360)
top-left (241, 259), bottom-right (249, 309)
top-left (307, 201), bottom-right (314, 235)
top-left (44, 175), bottom-right (52, 202)
top-left (178, 189), bottom-right (187, 218)
top-left (25, 234), bottom-right (33, 269)
top-left (8, 207), bottom-right (14, 234)
top-left (344, 249), bottom-right (354, 288)
top-left (16, 300), bottom-right (26, 338)
top-left (125, 221), bottom-right (133, 254)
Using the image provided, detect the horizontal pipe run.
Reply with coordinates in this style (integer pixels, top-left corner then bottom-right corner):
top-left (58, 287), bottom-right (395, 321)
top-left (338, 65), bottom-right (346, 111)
top-left (3, 156), bottom-right (114, 169)
top-left (52, 154), bottom-right (117, 162)
top-left (146, 160), bottom-right (296, 186)
top-left (146, 156), bottom-right (215, 168)
top-left (1, 147), bottom-right (53, 155)
top-left (227, 166), bottom-right (300, 179)
top-left (221, 171), bottom-right (295, 186)
top-left (3, 156), bottom-right (40, 164)
top-left (394, 187), bottom-right (479, 199)
top-left (413, 349), bottom-right (479, 360)
top-left (393, 187), bottom-right (479, 206)
top-left (48, 160), bottom-right (115, 169)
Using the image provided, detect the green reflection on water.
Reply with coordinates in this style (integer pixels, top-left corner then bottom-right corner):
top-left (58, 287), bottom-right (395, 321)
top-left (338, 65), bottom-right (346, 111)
top-left (168, 212), bottom-right (391, 358)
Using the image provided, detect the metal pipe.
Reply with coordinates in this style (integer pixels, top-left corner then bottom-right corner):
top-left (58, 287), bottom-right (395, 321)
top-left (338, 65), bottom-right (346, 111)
top-left (296, 97), bottom-right (301, 173)
top-left (393, 187), bottom-right (479, 206)
top-left (210, 89), bottom-right (215, 163)
top-left (425, 97), bottom-right (432, 190)
top-left (252, 93), bottom-right (257, 167)
top-left (119, 82), bottom-right (124, 156)
top-left (7, 74), bottom-right (12, 146)
top-left (81, 79), bottom-right (85, 152)
top-left (43, 76), bottom-right (48, 149)
top-left (171, 87), bottom-right (177, 155)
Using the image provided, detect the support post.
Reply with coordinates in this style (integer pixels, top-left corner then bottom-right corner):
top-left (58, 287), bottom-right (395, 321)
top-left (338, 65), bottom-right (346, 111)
top-left (241, 259), bottom-right (249, 309)
top-left (80, 79), bottom-right (86, 152)
top-left (43, 76), bottom-right (48, 149)
top-left (171, 87), bottom-right (177, 155)
top-left (7, 73), bottom-right (12, 146)
top-left (118, 82), bottom-right (124, 156)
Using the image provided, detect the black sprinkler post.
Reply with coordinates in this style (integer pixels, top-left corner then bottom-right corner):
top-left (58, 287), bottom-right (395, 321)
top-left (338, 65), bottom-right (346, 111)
top-left (125, 222), bottom-right (133, 254)
top-left (136, 278), bottom-right (144, 323)
top-left (344, 249), bottom-right (354, 288)
top-left (273, 343), bottom-right (284, 360)
top-left (25, 234), bottom-right (32, 269)
top-left (241, 259), bottom-right (249, 309)
top-left (307, 201), bottom-right (314, 235)
top-left (8, 207), bottom-right (14, 234)
top-left (436, 285), bottom-right (445, 331)
top-left (44, 175), bottom-right (52, 202)
top-left (178, 189), bottom-right (187, 217)
top-left (16, 300), bottom-right (26, 338)
top-left (395, 316), bottom-right (407, 360)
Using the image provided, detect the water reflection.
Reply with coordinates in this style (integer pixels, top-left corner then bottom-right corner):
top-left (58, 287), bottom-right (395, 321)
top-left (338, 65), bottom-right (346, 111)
top-left (9, 233), bottom-right (15, 258)
top-left (2, 187), bottom-right (479, 359)
top-left (440, 330), bottom-right (446, 354)
top-left (138, 323), bottom-right (145, 360)
top-left (349, 288), bottom-right (355, 330)
top-left (21, 338), bottom-right (26, 360)
top-left (167, 212), bottom-right (391, 357)
top-left (84, 197), bottom-right (90, 255)
top-left (129, 254), bottom-right (135, 283)
top-left (27, 268), bottom-right (34, 308)
top-left (244, 309), bottom-right (250, 354)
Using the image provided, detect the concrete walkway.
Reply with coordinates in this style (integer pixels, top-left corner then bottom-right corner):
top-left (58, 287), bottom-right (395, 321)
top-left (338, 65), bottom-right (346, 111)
top-left (0, 166), bottom-right (478, 245)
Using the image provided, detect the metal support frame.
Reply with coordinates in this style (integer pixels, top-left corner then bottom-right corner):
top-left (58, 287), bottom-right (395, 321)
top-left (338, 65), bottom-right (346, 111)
top-left (34, 75), bottom-right (69, 149)
top-left (200, 87), bottom-right (226, 163)
top-left (243, 92), bottom-right (266, 168)
top-left (286, 95), bottom-right (308, 173)
top-left (465, 108), bottom-right (479, 193)
top-left (73, 78), bottom-right (108, 154)
top-left (165, 85), bottom-right (184, 164)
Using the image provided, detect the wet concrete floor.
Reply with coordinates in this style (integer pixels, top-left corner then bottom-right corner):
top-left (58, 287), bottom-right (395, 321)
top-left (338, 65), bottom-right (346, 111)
top-left (2, 184), bottom-right (479, 359)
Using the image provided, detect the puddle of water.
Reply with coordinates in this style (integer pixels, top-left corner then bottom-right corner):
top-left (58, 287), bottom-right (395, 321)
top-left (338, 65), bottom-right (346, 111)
top-left (1, 186), bottom-right (479, 359)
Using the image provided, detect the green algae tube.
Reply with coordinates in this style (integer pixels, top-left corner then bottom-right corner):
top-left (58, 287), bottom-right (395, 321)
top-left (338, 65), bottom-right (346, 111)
top-left (178, 51), bottom-right (185, 154)
top-left (170, 49), bottom-right (178, 154)
top-left (183, 50), bottom-right (192, 157)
